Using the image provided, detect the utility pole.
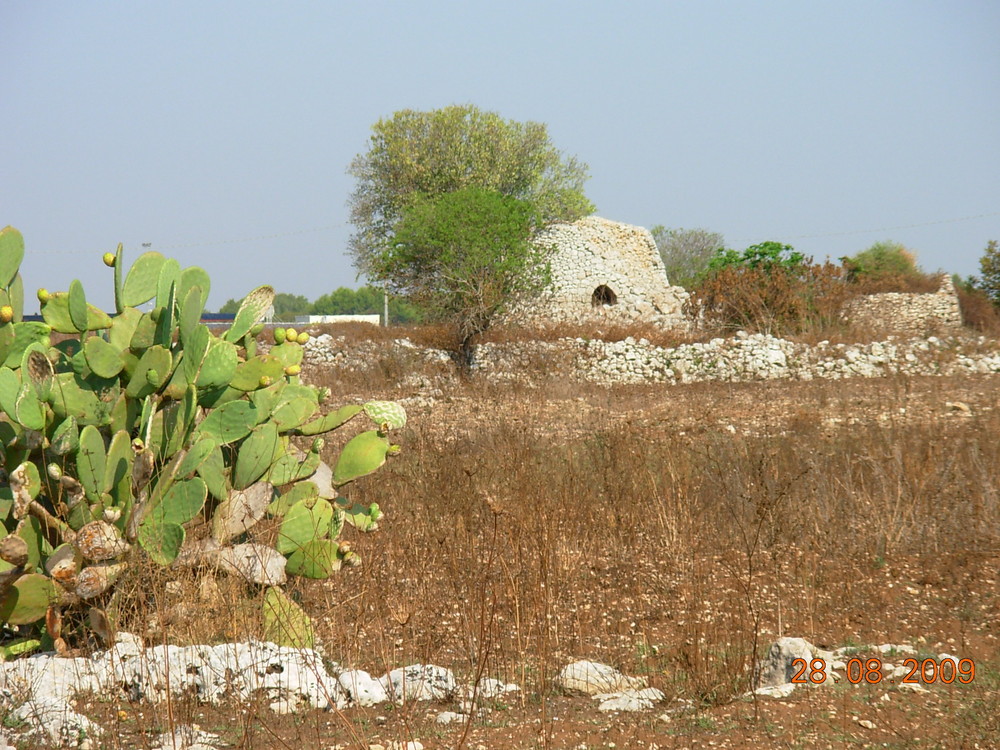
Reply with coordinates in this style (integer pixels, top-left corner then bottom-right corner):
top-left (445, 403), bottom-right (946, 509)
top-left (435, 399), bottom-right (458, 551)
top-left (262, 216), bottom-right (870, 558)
top-left (383, 283), bottom-right (389, 327)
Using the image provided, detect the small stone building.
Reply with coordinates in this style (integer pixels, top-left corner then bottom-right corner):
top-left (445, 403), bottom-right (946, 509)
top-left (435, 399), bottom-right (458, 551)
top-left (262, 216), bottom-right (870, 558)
top-left (511, 216), bottom-right (687, 326)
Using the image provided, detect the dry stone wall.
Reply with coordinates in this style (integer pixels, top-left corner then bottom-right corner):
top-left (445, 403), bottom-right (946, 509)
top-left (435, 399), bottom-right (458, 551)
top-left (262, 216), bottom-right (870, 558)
top-left (508, 216), bottom-right (688, 327)
top-left (843, 275), bottom-right (963, 334)
top-left (300, 332), bottom-right (1000, 389)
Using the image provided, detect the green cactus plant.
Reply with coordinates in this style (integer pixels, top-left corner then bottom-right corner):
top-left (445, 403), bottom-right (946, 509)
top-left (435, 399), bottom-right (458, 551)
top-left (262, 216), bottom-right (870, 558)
top-left (0, 574), bottom-right (58, 625)
top-left (262, 586), bottom-right (314, 649)
top-left (0, 225), bottom-right (405, 648)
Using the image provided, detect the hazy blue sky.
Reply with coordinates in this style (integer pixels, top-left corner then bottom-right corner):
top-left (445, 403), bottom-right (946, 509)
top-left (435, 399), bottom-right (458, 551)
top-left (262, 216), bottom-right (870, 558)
top-left (4, 1), bottom-right (999, 311)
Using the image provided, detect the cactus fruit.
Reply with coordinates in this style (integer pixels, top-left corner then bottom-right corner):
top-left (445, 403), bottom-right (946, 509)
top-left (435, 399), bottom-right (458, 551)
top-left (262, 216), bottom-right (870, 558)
top-left (75, 520), bottom-right (131, 561)
top-left (0, 228), bottom-right (403, 647)
top-left (0, 535), bottom-right (29, 567)
top-left (74, 563), bottom-right (127, 599)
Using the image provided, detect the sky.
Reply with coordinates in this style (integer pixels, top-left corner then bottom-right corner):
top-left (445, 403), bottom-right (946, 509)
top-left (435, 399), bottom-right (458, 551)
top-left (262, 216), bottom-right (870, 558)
top-left (3, 1), bottom-right (999, 312)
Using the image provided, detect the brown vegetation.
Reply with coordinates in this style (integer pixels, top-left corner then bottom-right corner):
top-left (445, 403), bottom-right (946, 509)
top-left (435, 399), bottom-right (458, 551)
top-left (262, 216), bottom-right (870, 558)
top-left (44, 363), bottom-right (1000, 749)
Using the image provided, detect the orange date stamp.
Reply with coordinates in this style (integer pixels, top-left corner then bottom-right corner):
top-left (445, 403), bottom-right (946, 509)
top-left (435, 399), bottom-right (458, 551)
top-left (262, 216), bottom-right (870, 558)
top-left (790, 657), bottom-right (976, 685)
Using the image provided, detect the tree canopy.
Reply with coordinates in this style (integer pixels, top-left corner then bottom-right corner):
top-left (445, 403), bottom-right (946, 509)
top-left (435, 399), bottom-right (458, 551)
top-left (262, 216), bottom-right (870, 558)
top-left (218, 292), bottom-right (310, 319)
top-left (373, 186), bottom-right (550, 359)
top-left (707, 241), bottom-right (807, 274)
top-left (311, 285), bottom-right (422, 323)
top-left (218, 286), bottom-right (422, 324)
top-left (841, 240), bottom-right (920, 282)
top-left (650, 226), bottom-right (725, 288)
top-left (347, 104), bottom-right (593, 276)
top-left (977, 239), bottom-right (1000, 307)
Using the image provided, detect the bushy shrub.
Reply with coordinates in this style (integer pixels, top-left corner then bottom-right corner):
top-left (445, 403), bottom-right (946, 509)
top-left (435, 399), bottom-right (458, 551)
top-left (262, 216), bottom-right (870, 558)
top-left (689, 260), bottom-right (852, 336)
top-left (688, 242), bottom-right (851, 336)
top-left (841, 241), bottom-right (920, 283)
top-left (955, 276), bottom-right (1000, 334)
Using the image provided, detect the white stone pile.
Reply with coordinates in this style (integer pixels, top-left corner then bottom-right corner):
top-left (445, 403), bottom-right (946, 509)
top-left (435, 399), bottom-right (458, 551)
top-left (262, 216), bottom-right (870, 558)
top-left (0, 632), bottom-right (977, 747)
top-left (298, 329), bottom-right (1000, 388)
top-left (300, 334), bottom-right (453, 369)
top-left (474, 333), bottom-right (1000, 385)
top-left (0, 633), bottom-right (523, 747)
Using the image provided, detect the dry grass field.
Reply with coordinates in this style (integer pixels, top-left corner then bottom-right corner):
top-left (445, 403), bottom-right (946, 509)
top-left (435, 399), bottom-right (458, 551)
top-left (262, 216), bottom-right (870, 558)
top-left (20, 330), bottom-right (1000, 750)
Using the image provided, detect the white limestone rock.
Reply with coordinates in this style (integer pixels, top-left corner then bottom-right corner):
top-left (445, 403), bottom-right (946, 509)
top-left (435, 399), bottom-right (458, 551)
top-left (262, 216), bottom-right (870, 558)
top-left (339, 669), bottom-right (390, 706)
top-left (217, 543), bottom-right (287, 586)
top-left (12, 696), bottom-right (103, 748)
top-left (755, 637), bottom-right (815, 688)
top-left (554, 660), bottom-right (646, 695)
top-left (382, 664), bottom-right (457, 702)
top-left (0, 633), bottom-right (349, 725)
top-left (752, 682), bottom-right (797, 698)
top-left (151, 724), bottom-right (221, 750)
top-left (596, 686), bottom-right (665, 712)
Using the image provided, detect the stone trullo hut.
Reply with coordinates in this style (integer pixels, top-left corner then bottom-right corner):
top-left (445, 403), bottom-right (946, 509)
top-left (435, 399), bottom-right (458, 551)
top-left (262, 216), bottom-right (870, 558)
top-left (510, 216), bottom-right (688, 327)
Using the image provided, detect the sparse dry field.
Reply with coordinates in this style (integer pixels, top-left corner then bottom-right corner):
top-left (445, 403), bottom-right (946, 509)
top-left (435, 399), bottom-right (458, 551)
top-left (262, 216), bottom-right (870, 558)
top-left (43, 353), bottom-right (1000, 749)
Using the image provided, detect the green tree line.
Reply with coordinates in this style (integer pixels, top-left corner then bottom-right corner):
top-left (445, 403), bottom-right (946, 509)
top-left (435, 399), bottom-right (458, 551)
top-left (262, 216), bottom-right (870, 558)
top-left (217, 286), bottom-right (423, 324)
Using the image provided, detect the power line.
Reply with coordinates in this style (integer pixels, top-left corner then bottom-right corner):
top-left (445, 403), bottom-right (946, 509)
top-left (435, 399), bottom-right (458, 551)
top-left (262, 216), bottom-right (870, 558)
top-left (157, 222), bottom-right (347, 250)
top-left (732, 210), bottom-right (1000, 245)
top-left (26, 209), bottom-right (999, 257)
top-left (28, 222), bottom-right (349, 256)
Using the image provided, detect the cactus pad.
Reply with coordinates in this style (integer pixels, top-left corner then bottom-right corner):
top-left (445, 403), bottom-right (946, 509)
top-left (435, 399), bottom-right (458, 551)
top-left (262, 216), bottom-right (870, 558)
top-left (0, 574), bottom-right (57, 625)
top-left (363, 400), bottom-right (407, 430)
top-left (333, 430), bottom-right (391, 486)
top-left (262, 586), bottom-right (314, 649)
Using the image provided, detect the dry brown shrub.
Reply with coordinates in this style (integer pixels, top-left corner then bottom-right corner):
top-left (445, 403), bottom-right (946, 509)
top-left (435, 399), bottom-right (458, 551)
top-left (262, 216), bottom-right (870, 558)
top-left (851, 271), bottom-right (943, 294)
top-left (688, 262), bottom-right (856, 336)
top-left (956, 284), bottom-right (1000, 335)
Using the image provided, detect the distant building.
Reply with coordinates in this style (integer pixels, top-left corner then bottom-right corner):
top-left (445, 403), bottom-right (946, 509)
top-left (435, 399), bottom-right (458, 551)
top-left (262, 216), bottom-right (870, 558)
top-left (294, 314), bottom-right (382, 326)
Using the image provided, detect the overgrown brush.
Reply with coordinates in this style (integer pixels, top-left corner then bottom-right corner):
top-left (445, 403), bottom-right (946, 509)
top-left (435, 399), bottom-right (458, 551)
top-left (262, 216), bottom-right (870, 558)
top-left (317, 382), bottom-right (999, 708)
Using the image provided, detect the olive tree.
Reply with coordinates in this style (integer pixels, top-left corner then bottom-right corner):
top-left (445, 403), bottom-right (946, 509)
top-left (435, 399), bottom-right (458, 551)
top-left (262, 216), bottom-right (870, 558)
top-left (371, 187), bottom-right (550, 362)
top-left (649, 226), bottom-right (725, 288)
top-left (348, 104), bottom-right (593, 277)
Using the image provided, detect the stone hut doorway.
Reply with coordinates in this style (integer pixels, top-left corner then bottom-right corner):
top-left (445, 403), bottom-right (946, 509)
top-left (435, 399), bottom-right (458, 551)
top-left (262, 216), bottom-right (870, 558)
top-left (592, 284), bottom-right (618, 308)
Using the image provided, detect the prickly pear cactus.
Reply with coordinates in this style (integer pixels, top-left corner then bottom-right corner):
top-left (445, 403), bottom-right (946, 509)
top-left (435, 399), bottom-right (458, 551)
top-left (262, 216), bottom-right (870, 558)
top-left (0, 226), bottom-right (405, 649)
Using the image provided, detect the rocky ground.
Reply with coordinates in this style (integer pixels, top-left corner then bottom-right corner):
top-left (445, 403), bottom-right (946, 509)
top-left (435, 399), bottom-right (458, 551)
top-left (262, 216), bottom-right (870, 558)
top-left (2, 330), bottom-right (998, 749)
